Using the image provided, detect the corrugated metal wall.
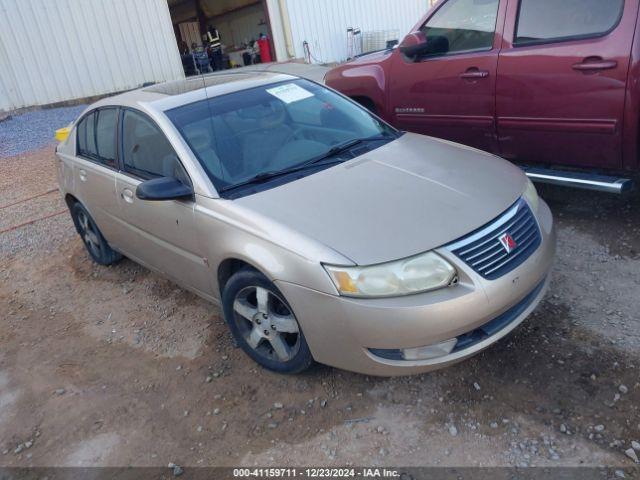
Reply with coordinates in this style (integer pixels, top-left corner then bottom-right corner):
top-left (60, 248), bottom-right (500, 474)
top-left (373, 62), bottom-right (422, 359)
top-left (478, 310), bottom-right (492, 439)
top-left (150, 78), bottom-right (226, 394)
top-left (215, 3), bottom-right (266, 48)
top-left (0, 0), bottom-right (185, 112)
top-left (284, 0), bottom-right (428, 64)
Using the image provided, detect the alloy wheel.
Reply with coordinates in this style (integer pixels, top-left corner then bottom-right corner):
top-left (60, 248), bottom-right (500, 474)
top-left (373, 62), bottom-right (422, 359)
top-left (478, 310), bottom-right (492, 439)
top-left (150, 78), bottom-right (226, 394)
top-left (232, 286), bottom-right (301, 363)
top-left (77, 210), bottom-right (102, 259)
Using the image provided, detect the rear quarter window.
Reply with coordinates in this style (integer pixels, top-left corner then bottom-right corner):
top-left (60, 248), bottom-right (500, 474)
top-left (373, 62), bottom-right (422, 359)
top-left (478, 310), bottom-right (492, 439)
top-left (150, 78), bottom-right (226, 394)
top-left (77, 111), bottom-right (98, 158)
top-left (515, 0), bottom-right (625, 46)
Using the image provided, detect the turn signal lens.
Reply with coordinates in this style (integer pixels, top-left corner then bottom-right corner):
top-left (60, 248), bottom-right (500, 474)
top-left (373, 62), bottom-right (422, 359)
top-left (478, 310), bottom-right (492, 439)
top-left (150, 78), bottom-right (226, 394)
top-left (332, 270), bottom-right (359, 294)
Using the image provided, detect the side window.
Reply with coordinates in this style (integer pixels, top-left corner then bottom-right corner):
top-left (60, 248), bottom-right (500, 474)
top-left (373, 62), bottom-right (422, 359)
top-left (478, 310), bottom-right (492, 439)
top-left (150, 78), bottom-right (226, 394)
top-left (122, 110), bottom-right (190, 185)
top-left (77, 111), bottom-right (98, 159)
top-left (95, 108), bottom-right (118, 167)
top-left (515, 0), bottom-right (625, 46)
top-left (77, 109), bottom-right (117, 168)
top-left (420, 0), bottom-right (500, 56)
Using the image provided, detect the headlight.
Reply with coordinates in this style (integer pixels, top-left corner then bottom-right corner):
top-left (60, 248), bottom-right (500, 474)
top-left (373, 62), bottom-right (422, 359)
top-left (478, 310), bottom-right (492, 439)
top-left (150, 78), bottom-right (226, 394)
top-left (324, 251), bottom-right (457, 298)
top-left (523, 178), bottom-right (539, 212)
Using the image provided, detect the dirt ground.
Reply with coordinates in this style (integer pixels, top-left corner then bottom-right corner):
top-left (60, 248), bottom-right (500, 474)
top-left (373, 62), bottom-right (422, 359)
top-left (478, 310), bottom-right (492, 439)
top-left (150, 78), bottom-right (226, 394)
top-left (1, 145), bottom-right (639, 470)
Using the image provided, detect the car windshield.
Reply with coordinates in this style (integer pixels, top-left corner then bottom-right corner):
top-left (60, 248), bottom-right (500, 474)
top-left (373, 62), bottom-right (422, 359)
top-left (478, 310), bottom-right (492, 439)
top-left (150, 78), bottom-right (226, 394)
top-left (165, 79), bottom-right (398, 197)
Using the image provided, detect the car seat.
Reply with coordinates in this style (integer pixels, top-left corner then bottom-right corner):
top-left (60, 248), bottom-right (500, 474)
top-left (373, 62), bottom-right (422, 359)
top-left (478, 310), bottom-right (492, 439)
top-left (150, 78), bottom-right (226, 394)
top-left (241, 102), bottom-right (293, 173)
top-left (124, 114), bottom-right (171, 176)
top-left (183, 125), bottom-right (227, 179)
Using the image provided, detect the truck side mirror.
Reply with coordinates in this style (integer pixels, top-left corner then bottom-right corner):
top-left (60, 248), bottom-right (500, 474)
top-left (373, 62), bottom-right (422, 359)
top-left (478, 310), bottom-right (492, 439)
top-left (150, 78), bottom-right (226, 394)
top-left (400, 32), bottom-right (450, 60)
top-left (399, 32), bottom-right (428, 59)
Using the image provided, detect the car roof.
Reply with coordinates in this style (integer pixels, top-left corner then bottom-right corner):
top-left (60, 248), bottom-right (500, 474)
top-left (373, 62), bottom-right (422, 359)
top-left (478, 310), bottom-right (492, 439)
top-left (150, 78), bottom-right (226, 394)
top-left (87, 71), bottom-right (298, 114)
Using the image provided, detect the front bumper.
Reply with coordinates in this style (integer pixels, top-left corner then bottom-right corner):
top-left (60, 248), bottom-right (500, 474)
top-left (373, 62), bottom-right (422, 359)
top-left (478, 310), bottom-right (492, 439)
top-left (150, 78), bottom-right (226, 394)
top-left (276, 199), bottom-right (556, 376)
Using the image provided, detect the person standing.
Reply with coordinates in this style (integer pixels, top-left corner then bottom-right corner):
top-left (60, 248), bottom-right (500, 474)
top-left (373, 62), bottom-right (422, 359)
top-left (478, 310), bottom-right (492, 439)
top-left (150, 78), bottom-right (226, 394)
top-left (207, 25), bottom-right (223, 71)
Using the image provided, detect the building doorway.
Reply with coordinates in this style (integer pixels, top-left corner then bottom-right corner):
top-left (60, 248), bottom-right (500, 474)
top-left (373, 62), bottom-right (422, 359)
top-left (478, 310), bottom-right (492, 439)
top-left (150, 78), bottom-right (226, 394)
top-left (167, 0), bottom-right (275, 76)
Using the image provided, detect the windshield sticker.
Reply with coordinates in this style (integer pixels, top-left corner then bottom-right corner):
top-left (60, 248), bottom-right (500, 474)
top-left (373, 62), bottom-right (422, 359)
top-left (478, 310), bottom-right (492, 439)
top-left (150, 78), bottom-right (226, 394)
top-left (266, 83), bottom-right (314, 104)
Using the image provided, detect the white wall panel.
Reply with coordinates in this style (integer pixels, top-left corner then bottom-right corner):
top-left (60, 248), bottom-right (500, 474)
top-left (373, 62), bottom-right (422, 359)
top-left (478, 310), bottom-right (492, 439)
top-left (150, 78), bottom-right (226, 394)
top-left (284, 0), bottom-right (428, 64)
top-left (0, 0), bottom-right (184, 112)
top-left (179, 21), bottom-right (202, 48)
top-left (264, 0), bottom-right (290, 62)
top-left (215, 3), bottom-right (267, 48)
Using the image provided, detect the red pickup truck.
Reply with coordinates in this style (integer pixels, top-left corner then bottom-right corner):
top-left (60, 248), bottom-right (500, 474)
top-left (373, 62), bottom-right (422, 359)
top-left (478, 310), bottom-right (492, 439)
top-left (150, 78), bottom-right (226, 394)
top-left (325, 0), bottom-right (639, 193)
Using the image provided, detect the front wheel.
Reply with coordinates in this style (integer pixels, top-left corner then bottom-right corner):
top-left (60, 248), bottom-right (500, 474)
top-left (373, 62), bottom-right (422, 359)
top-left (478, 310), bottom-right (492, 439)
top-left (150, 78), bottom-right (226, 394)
top-left (222, 269), bottom-right (314, 374)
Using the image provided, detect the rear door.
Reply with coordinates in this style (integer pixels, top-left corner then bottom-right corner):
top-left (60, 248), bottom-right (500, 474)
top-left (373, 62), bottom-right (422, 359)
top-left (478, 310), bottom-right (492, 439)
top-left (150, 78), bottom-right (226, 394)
top-left (496, 0), bottom-right (638, 169)
top-left (114, 108), bottom-right (212, 296)
top-left (74, 108), bottom-right (121, 247)
top-left (388, 0), bottom-right (507, 154)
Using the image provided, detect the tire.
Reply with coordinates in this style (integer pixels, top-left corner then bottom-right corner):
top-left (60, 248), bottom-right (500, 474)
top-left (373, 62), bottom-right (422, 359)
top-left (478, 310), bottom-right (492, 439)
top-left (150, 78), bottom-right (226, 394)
top-left (222, 268), bottom-right (314, 374)
top-left (70, 202), bottom-right (122, 266)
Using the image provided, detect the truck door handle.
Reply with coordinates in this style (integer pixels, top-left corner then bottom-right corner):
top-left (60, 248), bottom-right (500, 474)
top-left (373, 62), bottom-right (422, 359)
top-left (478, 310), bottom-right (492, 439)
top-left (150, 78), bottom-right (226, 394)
top-left (572, 59), bottom-right (618, 72)
top-left (121, 188), bottom-right (134, 204)
top-left (78, 169), bottom-right (87, 182)
top-left (460, 68), bottom-right (490, 79)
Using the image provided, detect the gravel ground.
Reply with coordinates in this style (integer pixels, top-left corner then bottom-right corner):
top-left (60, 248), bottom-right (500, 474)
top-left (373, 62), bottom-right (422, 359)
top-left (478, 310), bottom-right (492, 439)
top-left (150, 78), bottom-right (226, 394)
top-left (0, 106), bottom-right (85, 158)
top-left (0, 136), bottom-right (639, 473)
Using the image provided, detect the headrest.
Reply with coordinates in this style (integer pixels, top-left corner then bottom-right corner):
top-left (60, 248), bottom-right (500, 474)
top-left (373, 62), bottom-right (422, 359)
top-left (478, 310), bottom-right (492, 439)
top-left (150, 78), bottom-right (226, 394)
top-left (186, 126), bottom-right (212, 152)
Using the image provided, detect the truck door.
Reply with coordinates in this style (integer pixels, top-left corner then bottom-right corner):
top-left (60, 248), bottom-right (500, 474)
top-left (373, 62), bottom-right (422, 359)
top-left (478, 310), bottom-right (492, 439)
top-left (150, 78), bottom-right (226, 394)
top-left (496, 0), bottom-right (638, 170)
top-left (388, 0), bottom-right (507, 154)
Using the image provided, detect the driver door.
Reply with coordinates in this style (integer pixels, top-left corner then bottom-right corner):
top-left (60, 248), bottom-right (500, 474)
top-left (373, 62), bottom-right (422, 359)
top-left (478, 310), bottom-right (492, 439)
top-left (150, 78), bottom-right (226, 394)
top-left (115, 108), bottom-right (212, 296)
top-left (389, 0), bottom-right (507, 154)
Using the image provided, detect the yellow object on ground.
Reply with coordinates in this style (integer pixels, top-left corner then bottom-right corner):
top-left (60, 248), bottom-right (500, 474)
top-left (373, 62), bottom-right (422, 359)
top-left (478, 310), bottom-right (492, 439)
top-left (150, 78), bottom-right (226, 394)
top-left (55, 126), bottom-right (71, 142)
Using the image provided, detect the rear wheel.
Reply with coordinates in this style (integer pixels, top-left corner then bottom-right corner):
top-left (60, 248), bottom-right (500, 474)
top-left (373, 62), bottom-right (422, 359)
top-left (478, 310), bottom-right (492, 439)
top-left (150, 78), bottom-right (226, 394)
top-left (222, 269), bottom-right (314, 374)
top-left (71, 203), bottom-right (122, 266)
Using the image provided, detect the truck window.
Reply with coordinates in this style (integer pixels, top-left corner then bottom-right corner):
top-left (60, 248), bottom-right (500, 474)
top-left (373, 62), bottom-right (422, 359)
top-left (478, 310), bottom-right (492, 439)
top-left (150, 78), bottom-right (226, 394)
top-left (515, 0), bottom-right (625, 46)
top-left (420, 0), bottom-right (500, 56)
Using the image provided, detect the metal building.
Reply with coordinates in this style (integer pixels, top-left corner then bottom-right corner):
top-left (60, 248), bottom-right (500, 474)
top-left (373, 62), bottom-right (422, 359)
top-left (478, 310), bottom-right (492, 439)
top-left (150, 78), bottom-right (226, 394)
top-left (171, 0), bottom-right (428, 66)
top-left (277, 0), bottom-right (427, 63)
top-left (0, 0), bottom-right (184, 113)
top-left (0, 0), bottom-right (430, 113)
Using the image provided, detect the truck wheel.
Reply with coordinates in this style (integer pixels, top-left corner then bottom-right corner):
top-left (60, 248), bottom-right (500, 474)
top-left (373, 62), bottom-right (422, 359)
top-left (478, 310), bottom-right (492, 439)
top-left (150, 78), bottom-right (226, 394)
top-left (222, 268), bottom-right (314, 374)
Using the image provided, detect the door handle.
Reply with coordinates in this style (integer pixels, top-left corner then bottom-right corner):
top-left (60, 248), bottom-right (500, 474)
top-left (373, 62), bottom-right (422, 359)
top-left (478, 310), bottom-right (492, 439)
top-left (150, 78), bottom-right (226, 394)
top-left (121, 188), bottom-right (134, 204)
top-left (78, 169), bottom-right (87, 182)
top-left (460, 68), bottom-right (490, 80)
top-left (572, 59), bottom-right (618, 72)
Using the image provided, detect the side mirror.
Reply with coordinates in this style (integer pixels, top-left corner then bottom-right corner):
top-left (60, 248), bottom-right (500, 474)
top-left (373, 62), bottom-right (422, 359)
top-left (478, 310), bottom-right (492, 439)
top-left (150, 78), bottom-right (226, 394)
top-left (399, 32), bottom-right (428, 59)
top-left (399, 32), bottom-right (450, 60)
top-left (136, 177), bottom-right (194, 201)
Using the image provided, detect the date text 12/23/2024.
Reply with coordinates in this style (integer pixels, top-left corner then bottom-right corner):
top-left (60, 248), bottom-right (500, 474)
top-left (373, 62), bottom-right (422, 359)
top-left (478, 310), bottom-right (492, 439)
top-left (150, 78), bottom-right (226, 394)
top-left (233, 468), bottom-right (402, 478)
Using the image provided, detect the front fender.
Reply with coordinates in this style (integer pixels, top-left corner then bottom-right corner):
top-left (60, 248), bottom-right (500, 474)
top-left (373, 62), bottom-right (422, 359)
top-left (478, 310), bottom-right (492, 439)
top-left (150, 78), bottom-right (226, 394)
top-left (193, 196), bottom-right (351, 300)
top-left (325, 51), bottom-right (395, 120)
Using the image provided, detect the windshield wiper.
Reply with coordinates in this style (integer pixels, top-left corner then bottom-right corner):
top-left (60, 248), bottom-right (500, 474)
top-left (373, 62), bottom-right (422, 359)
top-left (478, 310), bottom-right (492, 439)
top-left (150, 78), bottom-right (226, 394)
top-left (219, 135), bottom-right (394, 194)
top-left (299, 135), bottom-right (394, 169)
top-left (219, 158), bottom-right (346, 194)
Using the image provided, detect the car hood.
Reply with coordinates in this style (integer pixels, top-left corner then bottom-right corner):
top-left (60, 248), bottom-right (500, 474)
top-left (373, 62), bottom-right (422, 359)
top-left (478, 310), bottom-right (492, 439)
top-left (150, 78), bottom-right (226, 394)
top-left (237, 133), bottom-right (527, 265)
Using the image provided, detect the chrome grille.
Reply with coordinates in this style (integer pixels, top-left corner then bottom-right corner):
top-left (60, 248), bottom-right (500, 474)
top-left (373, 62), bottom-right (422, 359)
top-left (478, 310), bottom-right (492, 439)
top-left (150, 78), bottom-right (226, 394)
top-left (447, 199), bottom-right (541, 280)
